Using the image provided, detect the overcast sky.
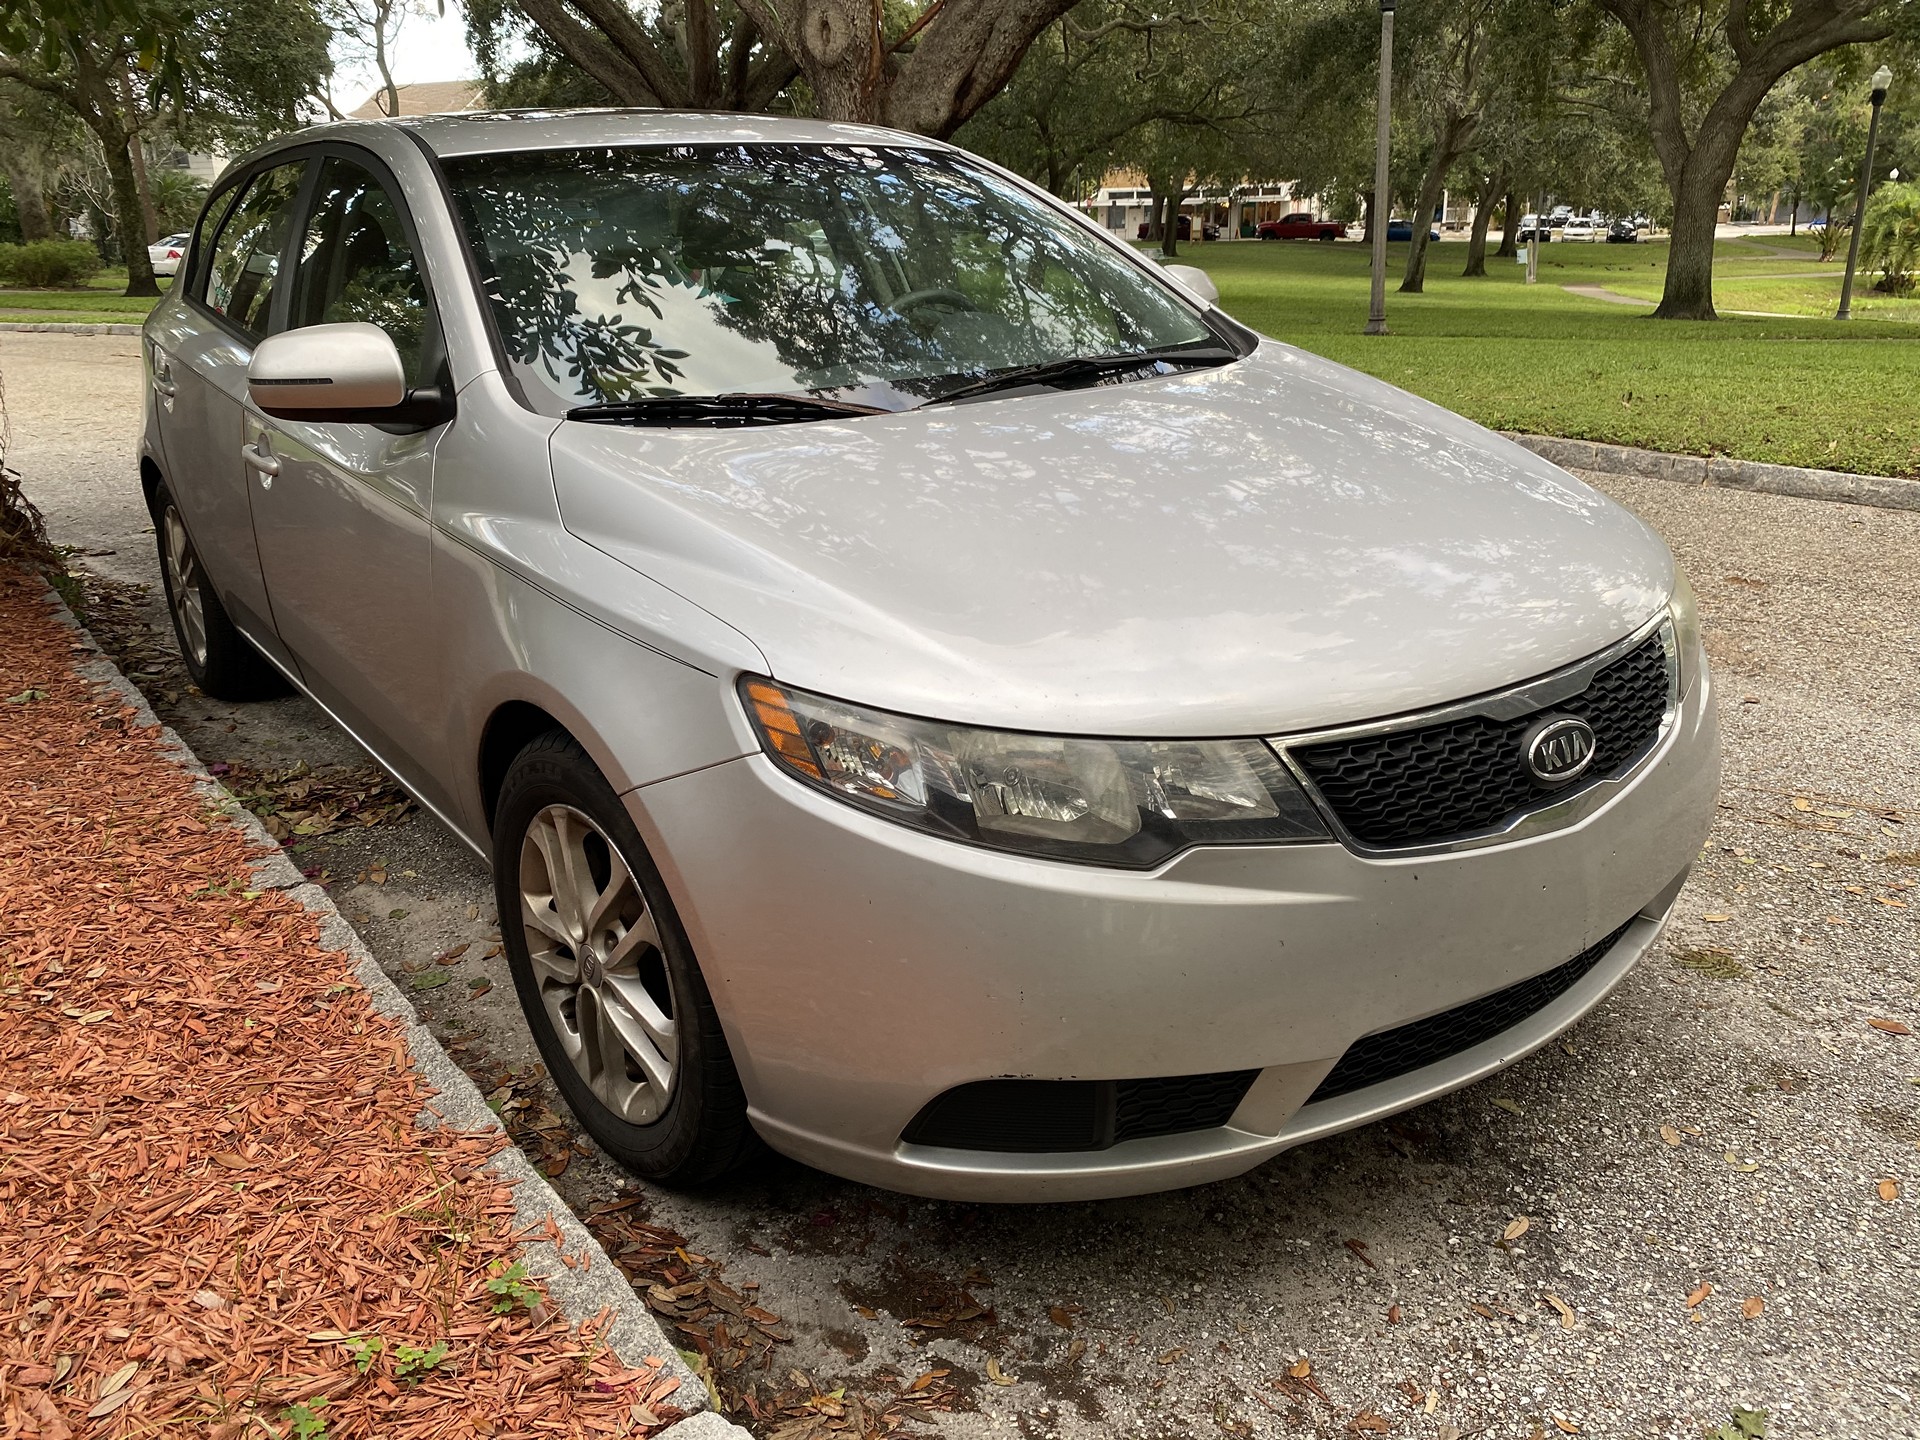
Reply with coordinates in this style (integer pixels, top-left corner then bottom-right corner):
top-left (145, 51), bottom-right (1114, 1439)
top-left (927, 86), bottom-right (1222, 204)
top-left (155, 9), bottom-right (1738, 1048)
top-left (330, 1), bottom-right (482, 113)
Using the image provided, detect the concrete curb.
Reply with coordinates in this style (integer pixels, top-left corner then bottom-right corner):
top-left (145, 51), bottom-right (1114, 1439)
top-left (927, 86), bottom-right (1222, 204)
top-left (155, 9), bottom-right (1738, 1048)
top-left (1504, 431), bottom-right (1920, 514)
top-left (37, 581), bottom-right (746, 1439)
top-left (0, 321), bottom-right (143, 335)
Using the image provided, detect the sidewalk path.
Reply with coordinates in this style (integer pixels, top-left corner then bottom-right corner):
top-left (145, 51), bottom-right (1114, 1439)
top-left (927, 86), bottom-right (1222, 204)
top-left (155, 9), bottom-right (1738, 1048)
top-left (0, 566), bottom-right (685, 1437)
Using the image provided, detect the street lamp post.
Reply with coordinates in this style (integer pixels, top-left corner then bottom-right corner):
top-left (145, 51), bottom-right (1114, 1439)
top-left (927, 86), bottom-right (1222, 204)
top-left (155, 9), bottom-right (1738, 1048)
top-left (1837, 64), bottom-right (1894, 321)
top-left (1364, 0), bottom-right (1395, 336)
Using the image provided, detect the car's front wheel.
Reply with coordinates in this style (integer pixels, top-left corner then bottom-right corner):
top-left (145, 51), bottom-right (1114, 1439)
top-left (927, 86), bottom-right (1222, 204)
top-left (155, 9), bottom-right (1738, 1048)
top-left (152, 483), bottom-right (288, 701)
top-left (493, 732), bottom-right (756, 1186)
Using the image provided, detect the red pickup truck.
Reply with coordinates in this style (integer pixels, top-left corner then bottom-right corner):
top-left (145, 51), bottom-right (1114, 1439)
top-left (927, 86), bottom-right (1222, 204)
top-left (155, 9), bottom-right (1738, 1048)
top-left (1257, 212), bottom-right (1345, 241)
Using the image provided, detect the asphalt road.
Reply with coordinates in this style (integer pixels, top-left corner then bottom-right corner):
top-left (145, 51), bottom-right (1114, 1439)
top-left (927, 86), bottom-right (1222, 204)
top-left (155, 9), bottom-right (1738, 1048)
top-left (8, 330), bottom-right (1917, 1440)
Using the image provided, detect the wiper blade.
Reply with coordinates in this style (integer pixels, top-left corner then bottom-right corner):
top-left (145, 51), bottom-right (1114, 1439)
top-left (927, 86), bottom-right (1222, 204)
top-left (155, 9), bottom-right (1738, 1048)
top-left (567, 393), bottom-right (888, 427)
top-left (927, 347), bottom-right (1239, 407)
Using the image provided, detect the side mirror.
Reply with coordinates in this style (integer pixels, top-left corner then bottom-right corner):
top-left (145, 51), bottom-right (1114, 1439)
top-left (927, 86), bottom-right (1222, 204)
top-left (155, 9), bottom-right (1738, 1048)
top-left (1159, 262), bottom-right (1219, 306)
top-left (248, 322), bottom-right (407, 419)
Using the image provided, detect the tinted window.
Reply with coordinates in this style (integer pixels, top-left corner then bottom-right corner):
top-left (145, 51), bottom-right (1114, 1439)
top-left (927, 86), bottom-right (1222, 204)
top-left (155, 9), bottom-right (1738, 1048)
top-left (291, 157), bottom-right (432, 386)
top-left (204, 163), bottom-right (304, 337)
top-left (444, 145), bottom-right (1217, 414)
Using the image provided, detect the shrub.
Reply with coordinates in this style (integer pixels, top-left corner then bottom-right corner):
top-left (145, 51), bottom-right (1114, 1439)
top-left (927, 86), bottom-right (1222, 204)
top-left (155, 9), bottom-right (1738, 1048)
top-left (1862, 181), bottom-right (1920, 297)
top-left (0, 239), bottom-right (104, 288)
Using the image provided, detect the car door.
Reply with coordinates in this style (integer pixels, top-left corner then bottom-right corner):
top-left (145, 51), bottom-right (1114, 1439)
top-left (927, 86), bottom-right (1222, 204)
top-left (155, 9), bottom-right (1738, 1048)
top-left (152, 160), bottom-right (307, 665)
top-left (245, 149), bottom-right (456, 816)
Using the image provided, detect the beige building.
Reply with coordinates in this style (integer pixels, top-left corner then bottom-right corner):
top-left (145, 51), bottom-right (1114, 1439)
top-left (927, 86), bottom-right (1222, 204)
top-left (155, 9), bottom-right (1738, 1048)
top-left (348, 79), bottom-right (486, 119)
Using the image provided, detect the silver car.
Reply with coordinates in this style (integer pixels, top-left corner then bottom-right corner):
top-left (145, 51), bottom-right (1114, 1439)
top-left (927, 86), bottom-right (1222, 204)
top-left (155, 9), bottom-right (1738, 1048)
top-left (140, 112), bottom-right (1719, 1202)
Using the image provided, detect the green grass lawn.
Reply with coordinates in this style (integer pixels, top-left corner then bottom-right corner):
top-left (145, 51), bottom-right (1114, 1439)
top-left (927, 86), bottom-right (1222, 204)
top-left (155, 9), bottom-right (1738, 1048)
top-left (0, 271), bottom-right (164, 327)
top-left (1174, 237), bottom-right (1920, 477)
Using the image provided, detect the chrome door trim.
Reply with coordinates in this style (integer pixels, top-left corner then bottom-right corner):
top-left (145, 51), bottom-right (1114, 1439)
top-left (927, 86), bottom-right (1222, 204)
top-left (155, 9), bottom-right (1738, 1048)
top-left (1268, 611), bottom-right (1679, 860)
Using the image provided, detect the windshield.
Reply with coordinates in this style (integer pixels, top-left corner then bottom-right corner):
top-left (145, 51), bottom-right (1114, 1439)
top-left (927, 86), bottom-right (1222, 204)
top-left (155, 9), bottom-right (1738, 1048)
top-left (442, 144), bottom-right (1223, 415)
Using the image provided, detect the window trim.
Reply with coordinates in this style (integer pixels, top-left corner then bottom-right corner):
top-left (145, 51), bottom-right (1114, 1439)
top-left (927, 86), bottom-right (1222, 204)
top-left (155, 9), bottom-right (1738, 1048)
top-left (186, 149), bottom-right (320, 347)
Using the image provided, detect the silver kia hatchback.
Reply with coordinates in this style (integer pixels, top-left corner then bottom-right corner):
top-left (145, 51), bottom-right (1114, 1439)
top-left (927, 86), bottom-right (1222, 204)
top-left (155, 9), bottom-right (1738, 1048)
top-left (140, 111), bottom-right (1719, 1201)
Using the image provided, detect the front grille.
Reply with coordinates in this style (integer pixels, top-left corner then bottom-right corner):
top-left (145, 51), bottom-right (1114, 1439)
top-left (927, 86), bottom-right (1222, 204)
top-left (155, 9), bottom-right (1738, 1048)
top-left (1307, 919), bottom-right (1636, 1104)
top-left (1291, 633), bottom-right (1671, 848)
top-left (902, 1070), bottom-right (1259, 1154)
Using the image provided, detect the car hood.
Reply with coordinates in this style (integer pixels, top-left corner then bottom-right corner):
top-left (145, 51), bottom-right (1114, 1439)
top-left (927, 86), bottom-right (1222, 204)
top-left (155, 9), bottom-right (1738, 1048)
top-left (549, 342), bottom-right (1672, 736)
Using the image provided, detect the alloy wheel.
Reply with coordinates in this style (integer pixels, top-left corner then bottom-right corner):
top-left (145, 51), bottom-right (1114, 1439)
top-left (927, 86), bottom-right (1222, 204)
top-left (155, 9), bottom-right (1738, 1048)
top-left (162, 505), bottom-right (208, 669)
top-left (518, 804), bottom-right (678, 1124)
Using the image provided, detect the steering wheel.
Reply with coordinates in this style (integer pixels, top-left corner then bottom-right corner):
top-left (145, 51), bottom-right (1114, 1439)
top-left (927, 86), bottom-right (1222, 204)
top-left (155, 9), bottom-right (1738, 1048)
top-left (887, 287), bottom-right (979, 316)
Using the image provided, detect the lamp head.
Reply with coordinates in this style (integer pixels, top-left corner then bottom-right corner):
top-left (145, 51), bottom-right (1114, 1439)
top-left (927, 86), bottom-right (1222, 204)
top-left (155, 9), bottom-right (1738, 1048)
top-left (1872, 65), bottom-right (1893, 101)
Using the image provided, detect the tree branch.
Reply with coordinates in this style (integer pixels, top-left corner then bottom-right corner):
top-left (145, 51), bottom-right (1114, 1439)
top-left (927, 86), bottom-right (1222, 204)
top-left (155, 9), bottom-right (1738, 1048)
top-left (517, 0), bottom-right (659, 104)
top-left (567, 0), bottom-right (690, 106)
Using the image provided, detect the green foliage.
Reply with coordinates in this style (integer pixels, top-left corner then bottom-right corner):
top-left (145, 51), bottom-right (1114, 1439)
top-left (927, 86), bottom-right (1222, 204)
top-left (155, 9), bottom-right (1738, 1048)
top-left (1863, 180), bottom-right (1920, 294)
top-left (281, 1398), bottom-right (330, 1439)
top-left (1708, 1407), bottom-right (1768, 1440)
top-left (151, 167), bottom-right (208, 235)
top-left (341, 1333), bottom-right (383, 1373)
top-left (0, 237), bottom-right (101, 286)
top-left (484, 1260), bottom-right (540, 1314)
top-left (391, 1338), bottom-right (450, 1382)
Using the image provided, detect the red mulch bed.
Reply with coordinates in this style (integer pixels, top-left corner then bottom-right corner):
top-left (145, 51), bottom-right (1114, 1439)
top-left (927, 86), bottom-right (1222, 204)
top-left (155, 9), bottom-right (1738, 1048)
top-left (0, 566), bottom-right (684, 1437)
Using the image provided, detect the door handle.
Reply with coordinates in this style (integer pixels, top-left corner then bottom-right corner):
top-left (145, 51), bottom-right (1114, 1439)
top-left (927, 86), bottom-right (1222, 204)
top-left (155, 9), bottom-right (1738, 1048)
top-left (241, 440), bottom-right (280, 483)
top-left (151, 360), bottom-right (176, 398)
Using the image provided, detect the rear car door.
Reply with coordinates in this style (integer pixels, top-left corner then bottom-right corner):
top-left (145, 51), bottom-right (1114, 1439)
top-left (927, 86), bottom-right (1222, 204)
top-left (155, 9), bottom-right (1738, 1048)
top-left (151, 160), bottom-right (307, 664)
top-left (245, 149), bottom-right (455, 814)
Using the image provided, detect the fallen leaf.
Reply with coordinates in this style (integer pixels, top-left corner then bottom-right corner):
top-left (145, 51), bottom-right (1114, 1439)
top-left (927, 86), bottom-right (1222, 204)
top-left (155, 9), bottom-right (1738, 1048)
top-left (1660, 1125), bottom-right (1683, 1147)
top-left (1877, 897), bottom-right (1910, 908)
top-left (1348, 1410), bottom-right (1390, 1434)
top-left (1869, 1018), bottom-right (1912, 1036)
top-left (1725, 1150), bottom-right (1759, 1172)
top-left (1791, 797), bottom-right (1813, 811)
top-left (1552, 1419), bottom-right (1581, 1435)
top-left (99, 1362), bottom-right (138, 1398)
top-left (1156, 1347), bottom-right (1185, 1366)
top-left (210, 1152), bottom-right (249, 1170)
top-left (1491, 1097), bottom-right (1524, 1115)
top-left (1685, 1281), bottom-right (1712, 1309)
top-left (1701, 913), bottom-right (1732, 923)
top-left (1387, 1304), bottom-right (1401, 1325)
top-left (1287, 1359), bottom-right (1312, 1380)
top-left (985, 1357), bottom-right (1015, 1385)
top-left (1544, 1293), bottom-right (1576, 1329)
top-left (411, 970), bottom-right (452, 991)
top-left (1742, 1296), bottom-right (1765, 1319)
top-left (1048, 1305), bottom-right (1074, 1329)
top-left (1343, 1238), bottom-right (1376, 1268)
top-left (1503, 1216), bottom-right (1531, 1242)
top-left (87, 1389), bottom-right (137, 1419)
top-left (1879, 1178), bottom-right (1901, 1202)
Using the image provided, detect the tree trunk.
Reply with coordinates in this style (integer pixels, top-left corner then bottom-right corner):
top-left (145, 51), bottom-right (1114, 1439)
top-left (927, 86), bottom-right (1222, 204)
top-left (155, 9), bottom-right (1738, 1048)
top-left (99, 122), bottom-right (159, 295)
top-left (1, 153), bottom-right (52, 240)
top-left (116, 70), bottom-right (157, 244)
top-left (1160, 193), bottom-right (1181, 257)
top-left (1463, 171), bottom-right (1501, 277)
top-left (1495, 187), bottom-right (1519, 256)
top-left (1399, 144), bottom-right (1454, 293)
top-left (1657, 169), bottom-right (1724, 319)
top-left (1361, 189), bottom-right (1376, 246)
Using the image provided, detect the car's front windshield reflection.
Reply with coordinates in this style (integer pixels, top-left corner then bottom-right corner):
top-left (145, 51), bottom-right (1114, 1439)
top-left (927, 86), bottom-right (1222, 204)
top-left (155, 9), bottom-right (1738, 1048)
top-left (443, 143), bottom-right (1220, 415)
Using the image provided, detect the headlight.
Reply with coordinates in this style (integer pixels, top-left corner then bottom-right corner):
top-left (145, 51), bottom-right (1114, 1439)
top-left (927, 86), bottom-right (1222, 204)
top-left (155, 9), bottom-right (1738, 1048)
top-left (740, 678), bottom-right (1330, 868)
top-left (1664, 569), bottom-right (1702, 699)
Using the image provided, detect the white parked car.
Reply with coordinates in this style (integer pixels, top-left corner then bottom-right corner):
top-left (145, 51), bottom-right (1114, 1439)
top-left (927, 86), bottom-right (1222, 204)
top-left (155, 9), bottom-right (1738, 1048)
top-left (148, 232), bottom-right (191, 277)
top-left (1561, 216), bottom-right (1602, 242)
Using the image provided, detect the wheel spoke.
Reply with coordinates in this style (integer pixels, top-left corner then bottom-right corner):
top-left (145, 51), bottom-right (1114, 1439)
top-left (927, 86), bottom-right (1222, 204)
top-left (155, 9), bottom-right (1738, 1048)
top-left (584, 859), bottom-right (637, 942)
top-left (600, 979), bottom-right (676, 1103)
top-left (604, 907), bottom-right (660, 972)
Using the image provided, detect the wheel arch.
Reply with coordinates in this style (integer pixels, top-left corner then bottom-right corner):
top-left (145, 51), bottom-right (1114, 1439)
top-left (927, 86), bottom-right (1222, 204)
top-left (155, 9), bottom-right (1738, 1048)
top-left (477, 698), bottom-right (577, 836)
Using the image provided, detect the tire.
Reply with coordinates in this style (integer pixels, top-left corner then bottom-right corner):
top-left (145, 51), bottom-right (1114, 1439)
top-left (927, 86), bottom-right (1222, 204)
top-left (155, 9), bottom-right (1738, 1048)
top-left (493, 731), bottom-right (756, 1187)
top-left (151, 482), bottom-right (289, 701)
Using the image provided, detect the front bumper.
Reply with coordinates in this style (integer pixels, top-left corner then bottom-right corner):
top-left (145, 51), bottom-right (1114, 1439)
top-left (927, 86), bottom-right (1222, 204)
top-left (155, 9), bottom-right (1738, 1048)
top-left (629, 665), bottom-right (1718, 1201)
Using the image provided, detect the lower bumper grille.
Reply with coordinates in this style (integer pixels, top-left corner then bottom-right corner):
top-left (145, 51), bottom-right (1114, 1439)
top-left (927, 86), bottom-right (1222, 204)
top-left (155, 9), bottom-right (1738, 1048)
top-left (1307, 919), bottom-right (1637, 1104)
top-left (903, 1070), bottom-right (1259, 1154)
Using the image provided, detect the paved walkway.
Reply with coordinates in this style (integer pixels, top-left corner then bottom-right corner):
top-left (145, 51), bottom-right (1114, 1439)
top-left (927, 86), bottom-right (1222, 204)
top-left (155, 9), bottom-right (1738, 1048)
top-left (0, 569), bottom-right (685, 1438)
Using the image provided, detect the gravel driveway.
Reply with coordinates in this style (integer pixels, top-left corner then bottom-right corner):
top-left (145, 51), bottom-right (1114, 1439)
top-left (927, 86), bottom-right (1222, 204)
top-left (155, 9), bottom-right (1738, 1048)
top-left (8, 330), bottom-right (1916, 1439)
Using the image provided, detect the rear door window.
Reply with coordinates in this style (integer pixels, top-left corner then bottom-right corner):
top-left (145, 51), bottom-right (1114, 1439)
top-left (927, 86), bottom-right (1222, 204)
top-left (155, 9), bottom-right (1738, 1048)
top-left (203, 163), bottom-right (305, 338)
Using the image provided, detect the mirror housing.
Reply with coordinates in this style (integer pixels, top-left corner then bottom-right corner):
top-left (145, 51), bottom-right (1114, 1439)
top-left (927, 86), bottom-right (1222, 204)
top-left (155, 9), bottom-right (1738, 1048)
top-left (248, 322), bottom-right (407, 419)
top-left (1159, 262), bottom-right (1219, 306)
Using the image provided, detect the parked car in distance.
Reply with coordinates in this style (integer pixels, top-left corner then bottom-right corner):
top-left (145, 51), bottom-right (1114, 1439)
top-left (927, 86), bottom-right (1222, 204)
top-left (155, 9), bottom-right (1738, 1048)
top-left (1385, 218), bottom-right (1441, 242)
top-left (143, 110), bottom-right (1718, 1202)
top-left (1513, 214), bottom-right (1554, 243)
top-left (1606, 219), bottom-right (1640, 243)
top-left (148, 232), bottom-right (191, 277)
top-left (1135, 214), bottom-right (1220, 243)
top-left (1561, 216), bottom-right (1602, 242)
top-left (1258, 212), bottom-right (1344, 241)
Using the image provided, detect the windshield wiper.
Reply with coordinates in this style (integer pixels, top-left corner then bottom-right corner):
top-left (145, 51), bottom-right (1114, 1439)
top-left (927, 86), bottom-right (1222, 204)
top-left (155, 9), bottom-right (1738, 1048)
top-left (925, 347), bottom-right (1241, 408)
top-left (567, 393), bottom-right (888, 427)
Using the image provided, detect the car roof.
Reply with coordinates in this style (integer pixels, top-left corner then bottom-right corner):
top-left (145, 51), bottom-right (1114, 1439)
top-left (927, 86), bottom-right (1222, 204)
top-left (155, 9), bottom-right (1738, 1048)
top-left (287, 108), bottom-right (946, 160)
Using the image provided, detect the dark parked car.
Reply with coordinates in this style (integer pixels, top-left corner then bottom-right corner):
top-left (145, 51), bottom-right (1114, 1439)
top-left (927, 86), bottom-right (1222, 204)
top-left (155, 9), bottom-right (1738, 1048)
top-left (1258, 212), bottom-right (1344, 241)
top-left (1606, 219), bottom-right (1640, 243)
top-left (1386, 219), bottom-right (1441, 242)
top-left (1135, 214), bottom-right (1220, 242)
